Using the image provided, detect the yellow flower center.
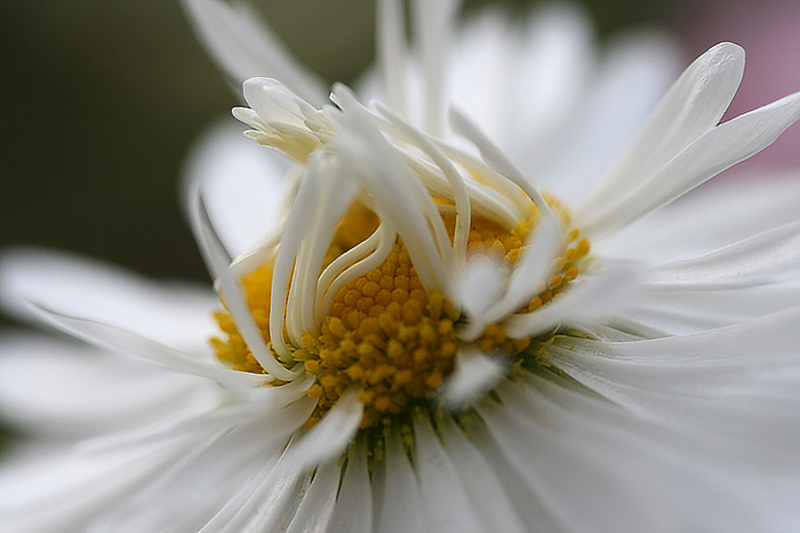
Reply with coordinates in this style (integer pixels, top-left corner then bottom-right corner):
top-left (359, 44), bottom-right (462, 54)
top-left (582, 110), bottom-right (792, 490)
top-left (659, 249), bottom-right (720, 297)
top-left (211, 198), bottom-right (591, 429)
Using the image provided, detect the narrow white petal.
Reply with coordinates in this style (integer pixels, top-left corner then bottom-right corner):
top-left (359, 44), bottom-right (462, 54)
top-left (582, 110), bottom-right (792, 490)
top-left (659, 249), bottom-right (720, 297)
top-left (645, 220), bottom-right (800, 288)
top-left (0, 249), bottom-right (217, 351)
top-left (436, 415), bottom-right (528, 533)
top-left (190, 189), bottom-right (300, 380)
top-left (465, 427), bottom-right (563, 531)
top-left (458, 256), bottom-right (504, 340)
top-left (196, 451), bottom-right (279, 532)
top-left (377, 0), bottom-right (407, 115)
top-left (326, 442), bottom-right (373, 533)
top-left (504, 264), bottom-right (642, 338)
top-left (0, 439), bottom-right (201, 533)
top-left (537, 30), bottom-right (680, 199)
top-left (375, 431), bottom-right (426, 533)
top-left (284, 459), bottom-right (340, 533)
top-left (412, 0), bottom-right (462, 135)
top-left (333, 88), bottom-right (457, 300)
top-left (544, 311), bottom-right (800, 468)
top-left (284, 388), bottom-right (364, 470)
top-left (180, 120), bottom-right (292, 257)
top-left (478, 391), bottom-right (676, 533)
top-left (578, 42), bottom-right (745, 212)
top-left (413, 414), bottom-right (487, 533)
top-left (202, 450), bottom-right (308, 533)
top-left (504, 4), bottom-right (595, 172)
top-left (287, 154), bottom-right (359, 338)
top-left (318, 222), bottom-right (396, 321)
top-left (81, 396), bottom-right (312, 454)
top-left (270, 155), bottom-right (325, 354)
top-left (242, 77), bottom-right (318, 128)
top-left (448, 9), bottom-right (515, 147)
top-left (506, 373), bottom-right (800, 532)
top-left (0, 334), bottom-right (217, 437)
top-left (449, 108), bottom-right (554, 220)
top-left (377, 103), bottom-right (472, 266)
top-left (180, 0), bottom-right (327, 105)
top-left (557, 307), bottom-right (800, 367)
top-left (302, 166), bottom-right (360, 330)
top-left (628, 285), bottom-right (800, 334)
top-left (598, 172), bottom-right (800, 265)
top-left (25, 303), bottom-right (266, 392)
top-left (84, 423), bottom-right (286, 532)
top-left (583, 91), bottom-right (800, 238)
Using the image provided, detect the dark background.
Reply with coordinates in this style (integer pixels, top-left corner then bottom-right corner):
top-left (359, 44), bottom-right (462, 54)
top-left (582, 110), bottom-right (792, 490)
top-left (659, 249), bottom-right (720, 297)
top-left (1, 0), bottom-right (798, 292)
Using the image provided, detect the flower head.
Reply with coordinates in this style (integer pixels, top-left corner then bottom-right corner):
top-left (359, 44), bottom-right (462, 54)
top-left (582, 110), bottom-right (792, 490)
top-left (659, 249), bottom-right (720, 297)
top-left (3, 0), bottom-right (800, 531)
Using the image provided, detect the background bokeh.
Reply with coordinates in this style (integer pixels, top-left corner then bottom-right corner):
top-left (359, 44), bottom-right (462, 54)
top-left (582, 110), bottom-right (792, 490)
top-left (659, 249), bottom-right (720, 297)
top-left (1, 0), bottom-right (798, 305)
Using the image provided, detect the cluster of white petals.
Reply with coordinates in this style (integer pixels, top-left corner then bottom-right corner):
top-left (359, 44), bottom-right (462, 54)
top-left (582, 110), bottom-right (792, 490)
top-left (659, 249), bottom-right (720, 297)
top-left (2, 0), bottom-right (800, 531)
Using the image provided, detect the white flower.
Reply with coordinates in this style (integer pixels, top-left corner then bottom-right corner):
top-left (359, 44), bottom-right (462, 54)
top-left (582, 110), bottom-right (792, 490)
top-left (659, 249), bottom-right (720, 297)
top-left (3, 0), bottom-right (800, 531)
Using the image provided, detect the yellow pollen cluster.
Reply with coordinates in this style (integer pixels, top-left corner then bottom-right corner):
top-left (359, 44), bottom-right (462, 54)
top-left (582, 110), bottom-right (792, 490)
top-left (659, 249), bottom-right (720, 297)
top-left (210, 199), bottom-right (591, 430)
top-left (524, 228), bottom-right (591, 314)
top-left (300, 240), bottom-right (460, 429)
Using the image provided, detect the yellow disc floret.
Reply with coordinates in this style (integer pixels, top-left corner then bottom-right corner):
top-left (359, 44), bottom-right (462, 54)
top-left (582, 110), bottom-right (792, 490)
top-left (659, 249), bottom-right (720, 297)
top-left (211, 197), bottom-right (591, 429)
top-left (301, 240), bottom-right (459, 429)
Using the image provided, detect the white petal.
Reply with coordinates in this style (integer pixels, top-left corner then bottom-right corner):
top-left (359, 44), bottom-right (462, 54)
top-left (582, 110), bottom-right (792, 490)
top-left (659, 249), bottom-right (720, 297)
top-left (436, 415), bottom-right (528, 533)
top-left (84, 420), bottom-right (292, 532)
top-left (181, 119), bottom-right (292, 257)
top-left (578, 42), bottom-right (745, 214)
top-left (627, 284), bottom-right (800, 334)
top-left (284, 388), bottom-right (364, 469)
top-left (582, 90), bottom-right (800, 238)
top-left (0, 438), bottom-right (200, 533)
top-left (481, 211), bottom-right (562, 325)
top-left (413, 414), bottom-right (487, 533)
top-left (450, 4), bottom-right (594, 164)
top-left (554, 307), bottom-right (800, 368)
top-left (0, 249), bottom-right (217, 351)
top-left (326, 442), bottom-right (373, 533)
top-left (189, 187), bottom-right (300, 380)
top-left (545, 310), bottom-right (800, 469)
top-left (376, 0), bottom-right (408, 115)
top-left (477, 390), bottom-right (676, 533)
top-left (26, 302), bottom-right (267, 391)
top-left (537, 30), bottom-right (681, 199)
top-left (503, 263), bottom-right (642, 338)
top-left (0, 333), bottom-right (217, 437)
top-left (597, 173), bottom-right (800, 264)
top-left (241, 77), bottom-right (318, 129)
top-left (375, 431), bottom-right (426, 533)
top-left (411, 0), bottom-right (461, 136)
top-left (502, 374), bottom-right (800, 531)
top-left (284, 459), bottom-right (340, 533)
top-left (333, 90), bottom-right (456, 300)
top-left (201, 450), bottom-right (309, 533)
top-left (501, 3), bottom-right (595, 172)
top-left (465, 427), bottom-right (562, 531)
top-left (81, 396), bottom-right (312, 455)
top-left (180, 0), bottom-right (327, 105)
top-left (458, 256), bottom-right (504, 339)
top-left (644, 220), bottom-right (800, 288)
top-left (448, 9), bottom-right (519, 146)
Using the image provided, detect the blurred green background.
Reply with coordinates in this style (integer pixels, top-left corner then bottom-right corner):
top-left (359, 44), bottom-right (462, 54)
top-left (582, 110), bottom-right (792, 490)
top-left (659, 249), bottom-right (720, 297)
top-left (1, 0), bottom-right (798, 293)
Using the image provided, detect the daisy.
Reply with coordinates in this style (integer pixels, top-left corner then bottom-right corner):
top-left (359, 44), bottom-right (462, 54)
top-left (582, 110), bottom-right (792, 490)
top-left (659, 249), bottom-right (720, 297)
top-left (3, 0), bottom-right (800, 531)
